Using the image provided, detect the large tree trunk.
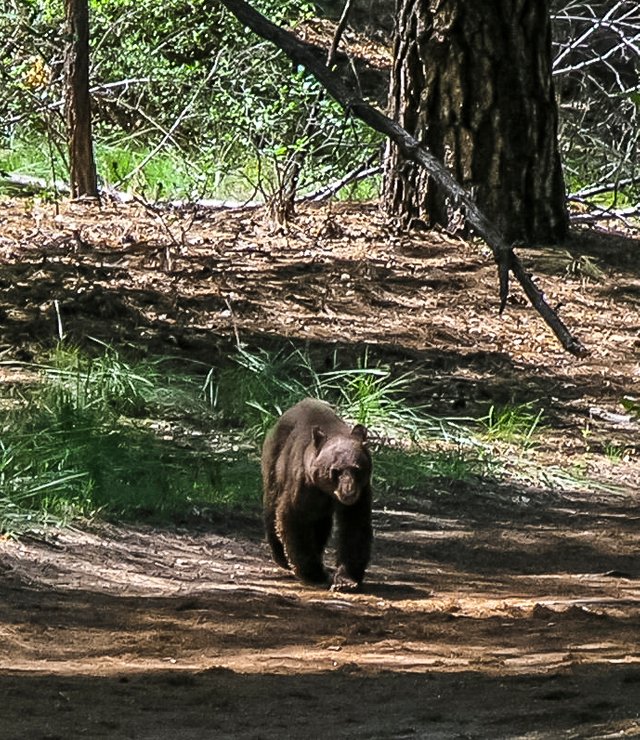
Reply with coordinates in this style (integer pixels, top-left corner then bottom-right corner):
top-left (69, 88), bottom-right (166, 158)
top-left (64, 0), bottom-right (98, 199)
top-left (385, 0), bottom-right (568, 244)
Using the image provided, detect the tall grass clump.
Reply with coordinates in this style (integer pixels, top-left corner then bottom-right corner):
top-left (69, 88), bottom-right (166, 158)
top-left (212, 345), bottom-right (490, 498)
top-left (482, 402), bottom-right (544, 448)
top-left (41, 341), bottom-right (159, 416)
top-left (0, 343), bottom-right (261, 535)
top-left (323, 362), bottom-right (443, 442)
top-left (211, 345), bottom-right (326, 439)
top-left (214, 346), bottom-right (469, 445)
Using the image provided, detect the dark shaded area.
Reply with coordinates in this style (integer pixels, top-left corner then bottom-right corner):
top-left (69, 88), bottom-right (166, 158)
top-left (1, 660), bottom-right (639, 739)
top-left (375, 475), bottom-right (640, 580)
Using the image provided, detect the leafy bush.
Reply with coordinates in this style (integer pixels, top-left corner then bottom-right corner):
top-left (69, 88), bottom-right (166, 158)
top-left (3, 0), bottom-right (635, 203)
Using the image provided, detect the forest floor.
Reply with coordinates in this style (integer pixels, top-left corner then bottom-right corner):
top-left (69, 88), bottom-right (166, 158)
top-left (0, 197), bottom-right (639, 739)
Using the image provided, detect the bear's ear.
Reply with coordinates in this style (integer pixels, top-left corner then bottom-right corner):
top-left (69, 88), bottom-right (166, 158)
top-left (312, 426), bottom-right (326, 449)
top-left (351, 424), bottom-right (368, 442)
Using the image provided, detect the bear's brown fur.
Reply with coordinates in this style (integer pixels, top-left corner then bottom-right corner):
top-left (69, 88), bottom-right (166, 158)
top-left (261, 398), bottom-right (373, 592)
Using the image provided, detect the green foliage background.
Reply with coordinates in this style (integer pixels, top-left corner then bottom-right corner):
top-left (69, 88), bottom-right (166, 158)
top-left (0, 0), bottom-right (381, 199)
top-left (1, 0), bottom-right (637, 202)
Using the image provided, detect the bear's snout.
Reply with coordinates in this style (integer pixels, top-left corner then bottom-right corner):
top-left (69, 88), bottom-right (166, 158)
top-left (333, 470), bottom-right (360, 505)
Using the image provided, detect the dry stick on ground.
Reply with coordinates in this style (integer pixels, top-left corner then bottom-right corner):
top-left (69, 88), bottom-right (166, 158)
top-left (219, 0), bottom-right (587, 357)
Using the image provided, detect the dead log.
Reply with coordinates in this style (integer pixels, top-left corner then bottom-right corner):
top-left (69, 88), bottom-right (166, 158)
top-left (218, 0), bottom-right (587, 357)
top-left (0, 173), bottom-right (71, 196)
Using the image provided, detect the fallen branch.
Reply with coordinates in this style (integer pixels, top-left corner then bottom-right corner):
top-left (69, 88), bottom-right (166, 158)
top-left (568, 199), bottom-right (640, 227)
top-left (0, 173), bottom-right (71, 196)
top-left (569, 175), bottom-right (640, 200)
top-left (219, 0), bottom-right (587, 356)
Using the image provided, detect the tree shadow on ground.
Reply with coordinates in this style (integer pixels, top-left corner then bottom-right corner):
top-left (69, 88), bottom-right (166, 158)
top-left (373, 474), bottom-right (639, 580)
top-left (0, 644), bottom-right (639, 738)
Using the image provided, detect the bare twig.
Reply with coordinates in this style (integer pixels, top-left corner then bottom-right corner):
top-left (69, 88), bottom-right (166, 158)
top-left (120, 53), bottom-right (222, 184)
top-left (300, 160), bottom-right (382, 203)
top-left (327, 0), bottom-right (356, 66)
top-left (272, 0), bottom-right (358, 221)
top-left (6, 80), bottom-right (156, 126)
top-left (552, 0), bottom-right (639, 210)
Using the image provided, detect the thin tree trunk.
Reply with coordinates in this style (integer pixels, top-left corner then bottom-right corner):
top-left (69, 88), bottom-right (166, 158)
top-left (275, 0), bottom-right (356, 222)
top-left (64, 0), bottom-right (98, 199)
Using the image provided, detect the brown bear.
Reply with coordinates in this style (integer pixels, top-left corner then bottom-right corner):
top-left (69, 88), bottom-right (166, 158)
top-left (261, 398), bottom-right (373, 592)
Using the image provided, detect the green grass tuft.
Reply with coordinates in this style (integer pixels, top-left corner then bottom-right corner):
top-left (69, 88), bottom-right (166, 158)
top-left (482, 402), bottom-right (544, 447)
top-left (374, 444), bottom-right (492, 496)
top-left (0, 342), bottom-right (261, 534)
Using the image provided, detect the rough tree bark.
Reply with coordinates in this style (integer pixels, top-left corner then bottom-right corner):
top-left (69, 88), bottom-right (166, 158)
top-left (64, 0), bottom-right (98, 199)
top-left (218, 0), bottom-right (586, 356)
top-left (385, 0), bottom-right (569, 245)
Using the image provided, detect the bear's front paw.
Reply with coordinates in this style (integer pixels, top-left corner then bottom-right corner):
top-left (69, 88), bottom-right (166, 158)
top-left (297, 565), bottom-right (330, 587)
top-left (330, 567), bottom-right (360, 593)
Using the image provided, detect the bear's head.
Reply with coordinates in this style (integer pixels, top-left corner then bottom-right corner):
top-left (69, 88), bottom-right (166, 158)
top-left (309, 424), bottom-right (370, 505)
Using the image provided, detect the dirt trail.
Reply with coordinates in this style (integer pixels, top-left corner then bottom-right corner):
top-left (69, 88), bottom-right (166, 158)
top-left (1, 477), bottom-right (639, 739)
